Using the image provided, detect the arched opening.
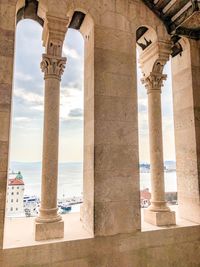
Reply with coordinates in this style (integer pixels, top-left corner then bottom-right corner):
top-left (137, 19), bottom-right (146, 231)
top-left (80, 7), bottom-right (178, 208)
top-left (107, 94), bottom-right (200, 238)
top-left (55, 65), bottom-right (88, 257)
top-left (58, 27), bottom-right (84, 213)
top-left (136, 26), bottom-right (177, 228)
top-left (4, 8), bottom-right (95, 246)
top-left (7, 18), bottom-right (44, 210)
top-left (4, 17), bottom-right (44, 246)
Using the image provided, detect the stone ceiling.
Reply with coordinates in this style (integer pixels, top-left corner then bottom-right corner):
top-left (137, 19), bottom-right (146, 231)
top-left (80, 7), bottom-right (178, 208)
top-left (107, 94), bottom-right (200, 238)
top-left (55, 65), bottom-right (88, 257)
top-left (17, 0), bottom-right (200, 42)
top-left (142, 0), bottom-right (200, 40)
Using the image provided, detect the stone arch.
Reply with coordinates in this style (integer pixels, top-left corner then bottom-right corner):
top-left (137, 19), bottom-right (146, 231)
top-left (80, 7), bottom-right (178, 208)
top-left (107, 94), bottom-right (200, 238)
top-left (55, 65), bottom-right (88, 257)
top-left (135, 1), bottom-right (170, 42)
top-left (16, 0), bottom-right (44, 26)
top-left (136, 25), bottom-right (158, 54)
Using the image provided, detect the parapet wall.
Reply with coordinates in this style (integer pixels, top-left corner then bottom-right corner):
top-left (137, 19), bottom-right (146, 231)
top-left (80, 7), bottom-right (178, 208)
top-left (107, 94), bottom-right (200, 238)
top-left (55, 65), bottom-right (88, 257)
top-left (2, 225), bottom-right (200, 266)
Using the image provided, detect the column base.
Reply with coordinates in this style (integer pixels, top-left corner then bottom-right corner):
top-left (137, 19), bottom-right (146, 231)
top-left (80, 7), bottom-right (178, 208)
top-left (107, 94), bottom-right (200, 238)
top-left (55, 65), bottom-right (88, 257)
top-left (35, 220), bottom-right (64, 241)
top-left (144, 209), bottom-right (176, 226)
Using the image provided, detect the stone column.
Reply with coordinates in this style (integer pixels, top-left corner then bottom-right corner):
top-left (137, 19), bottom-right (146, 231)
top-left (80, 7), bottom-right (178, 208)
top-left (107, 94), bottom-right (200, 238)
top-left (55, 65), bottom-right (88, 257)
top-left (139, 40), bottom-right (176, 226)
top-left (35, 15), bottom-right (68, 241)
top-left (145, 72), bottom-right (167, 211)
top-left (142, 70), bottom-right (176, 226)
top-left (39, 56), bottom-right (66, 225)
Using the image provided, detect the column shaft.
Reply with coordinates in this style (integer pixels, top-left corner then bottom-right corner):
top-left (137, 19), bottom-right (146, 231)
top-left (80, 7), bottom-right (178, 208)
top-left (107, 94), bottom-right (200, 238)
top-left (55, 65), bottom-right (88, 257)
top-left (147, 88), bottom-right (168, 211)
top-left (35, 54), bottom-right (66, 240)
top-left (39, 77), bottom-right (61, 222)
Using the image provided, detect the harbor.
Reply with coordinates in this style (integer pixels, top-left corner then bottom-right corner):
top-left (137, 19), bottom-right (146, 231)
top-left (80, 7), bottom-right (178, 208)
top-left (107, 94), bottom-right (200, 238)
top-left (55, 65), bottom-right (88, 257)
top-left (23, 195), bottom-right (83, 217)
top-left (6, 170), bottom-right (177, 218)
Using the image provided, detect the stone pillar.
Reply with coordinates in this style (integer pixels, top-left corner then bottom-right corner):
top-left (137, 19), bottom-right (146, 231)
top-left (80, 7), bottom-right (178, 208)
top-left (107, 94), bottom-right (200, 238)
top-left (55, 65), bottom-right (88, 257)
top-left (80, 14), bottom-right (141, 236)
top-left (35, 15), bottom-right (68, 241)
top-left (0, 2), bottom-right (16, 249)
top-left (140, 41), bottom-right (176, 226)
top-left (172, 38), bottom-right (200, 223)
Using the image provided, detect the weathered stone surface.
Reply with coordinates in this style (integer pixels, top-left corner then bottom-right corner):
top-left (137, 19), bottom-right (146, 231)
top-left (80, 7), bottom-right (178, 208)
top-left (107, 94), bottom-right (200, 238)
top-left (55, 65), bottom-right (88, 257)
top-left (95, 120), bottom-right (137, 145)
top-left (0, 3), bottom-right (16, 30)
top-left (35, 220), bottom-right (64, 241)
top-left (0, 83), bottom-right (12, 105)
top-left (94, 95), bottom-right (137, 122)
top-left (94, 200), bottom-right (140, 235)
top-left (0, 113), bottom-right (10, 142)
top-left (172, 39), bottom-right (200, 224)
top-left (2, 224), bottom-right (200, 266)
top-left (94, 169), bottom-right (139, 202)
top-left (0, 28), bottom-right (15, 57)
top-left (144, 209), bottom-right (176, 226)
top-left (0, 57), bottom-right (14, 84)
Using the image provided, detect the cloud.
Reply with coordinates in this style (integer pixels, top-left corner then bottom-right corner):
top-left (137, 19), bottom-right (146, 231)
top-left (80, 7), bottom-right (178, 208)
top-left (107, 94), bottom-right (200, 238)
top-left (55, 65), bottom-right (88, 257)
top-left (61, 119), bottom-right (83, 130)
top-left (64, 82), bottom-right (83, 91)
top-left (68, 108), bottom-right (83, 118)
top-left (14, 20), bottom-right (44, 95)
top-left (15, 72), bottom-right (33, 81)
top-left (14, 88), bottom-right (43, 105)
top-left (61, 29), bottom-right (84, 89)
top-left (14, 116), bottom-right (31, 122)
top-left (63, 46), bottom-right (80, 59)
top-left (138, 100), bottom-right (147, 113)
top-left (60, 87), bottom-right (83, 121)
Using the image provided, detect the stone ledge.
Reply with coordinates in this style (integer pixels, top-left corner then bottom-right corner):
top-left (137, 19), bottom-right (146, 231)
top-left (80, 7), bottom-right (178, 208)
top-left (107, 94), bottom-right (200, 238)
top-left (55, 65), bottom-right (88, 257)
top-left (3, 207), bottom-right (198, 249)
top-left (3, 213), bottom-right (93, 248)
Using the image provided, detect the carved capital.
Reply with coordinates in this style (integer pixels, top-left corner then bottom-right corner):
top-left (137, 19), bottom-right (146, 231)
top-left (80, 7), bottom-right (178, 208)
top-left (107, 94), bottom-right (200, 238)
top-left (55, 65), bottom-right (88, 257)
top-left (41, 54), bottom-right (67, 80)
top-left (142, 72), bottom-right (167, 94)
top-left (141, 58), bottom-right (167, 94)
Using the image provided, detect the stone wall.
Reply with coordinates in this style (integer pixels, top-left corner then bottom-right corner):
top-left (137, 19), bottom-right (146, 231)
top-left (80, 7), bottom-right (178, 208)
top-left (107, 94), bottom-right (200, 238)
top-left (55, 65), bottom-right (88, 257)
top-left (2, 225), bottom-right (200, 266)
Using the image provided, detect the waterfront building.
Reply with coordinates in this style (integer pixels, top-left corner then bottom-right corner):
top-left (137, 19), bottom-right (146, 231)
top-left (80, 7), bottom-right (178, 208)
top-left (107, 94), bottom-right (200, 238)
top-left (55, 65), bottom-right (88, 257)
top-left (6, 172), bottom-right (24, 217)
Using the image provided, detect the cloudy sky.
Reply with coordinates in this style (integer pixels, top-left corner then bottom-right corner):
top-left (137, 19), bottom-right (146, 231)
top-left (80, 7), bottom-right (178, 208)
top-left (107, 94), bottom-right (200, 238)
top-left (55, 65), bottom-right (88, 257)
top-left (10, 19), bottom-right (175, 163)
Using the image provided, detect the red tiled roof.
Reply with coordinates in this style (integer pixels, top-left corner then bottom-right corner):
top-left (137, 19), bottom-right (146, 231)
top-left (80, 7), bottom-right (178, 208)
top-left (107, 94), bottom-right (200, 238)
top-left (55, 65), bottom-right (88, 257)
top-left (140, 188), bottom-right (151, 200)
top-left (8, 178), bottom-right (24, 186)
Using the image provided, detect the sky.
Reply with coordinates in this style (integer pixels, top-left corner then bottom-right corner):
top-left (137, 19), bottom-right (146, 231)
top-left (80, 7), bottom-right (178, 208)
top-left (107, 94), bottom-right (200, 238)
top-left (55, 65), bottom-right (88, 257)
top-left (10, 19), bottom-right (175, 163)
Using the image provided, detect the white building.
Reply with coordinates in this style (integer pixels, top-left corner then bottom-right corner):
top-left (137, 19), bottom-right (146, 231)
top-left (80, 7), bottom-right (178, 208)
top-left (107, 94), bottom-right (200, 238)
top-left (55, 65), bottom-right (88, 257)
top-left (6, 172), bottom-right (25, 217)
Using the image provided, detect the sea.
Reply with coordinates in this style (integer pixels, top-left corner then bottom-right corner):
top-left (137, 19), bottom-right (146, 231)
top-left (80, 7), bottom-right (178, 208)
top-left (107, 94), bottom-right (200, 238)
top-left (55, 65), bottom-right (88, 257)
top-left (10, 162), bottom-right (177, 199)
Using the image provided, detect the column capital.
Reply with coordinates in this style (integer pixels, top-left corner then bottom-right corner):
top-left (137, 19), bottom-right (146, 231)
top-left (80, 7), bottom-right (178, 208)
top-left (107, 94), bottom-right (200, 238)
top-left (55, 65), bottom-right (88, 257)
top-left (141, 71), bottom-right (167, 94)
top-left (41, 54), bottom-right (67, 80)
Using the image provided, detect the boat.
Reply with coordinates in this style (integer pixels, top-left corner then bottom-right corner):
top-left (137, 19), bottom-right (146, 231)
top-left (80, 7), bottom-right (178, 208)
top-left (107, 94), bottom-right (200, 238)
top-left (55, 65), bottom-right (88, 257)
top-left (60, 203), bottom-right (72, 211)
